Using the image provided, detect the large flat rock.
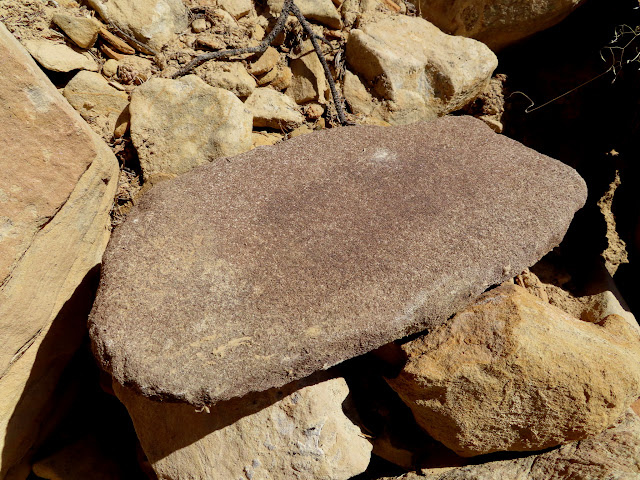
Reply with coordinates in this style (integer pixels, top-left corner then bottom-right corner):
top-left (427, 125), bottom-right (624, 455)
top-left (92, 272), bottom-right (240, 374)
top-left (89, 116), bottom-right (587, 407)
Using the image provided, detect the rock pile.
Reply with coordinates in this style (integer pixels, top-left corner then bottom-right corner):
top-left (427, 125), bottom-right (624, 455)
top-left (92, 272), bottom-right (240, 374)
top-left (1, 0), bottom-right (640, 479)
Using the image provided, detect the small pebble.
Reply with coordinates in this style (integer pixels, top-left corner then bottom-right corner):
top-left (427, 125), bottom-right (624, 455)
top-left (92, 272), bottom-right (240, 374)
top-left (192, 18), bottom-right (208, 33)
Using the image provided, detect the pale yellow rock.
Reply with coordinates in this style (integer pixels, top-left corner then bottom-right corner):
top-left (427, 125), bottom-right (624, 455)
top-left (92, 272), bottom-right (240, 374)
top-left (23, 39), bottom-right (98, 72)
top-left (217, 0), bottom-right (252, 19)
top-left (114, 376), bottom-right (372, 480)
top-left (286, 47), bottom-right (330, 105)
top-left (387, 284), bottom-right (640, 457)
top-left (130, 75), bottom-right (253, 182)
top-left (269, 65), bottom-right (293, 91)
top-left (346, 15), bottom-right (497, 122)
top-left (268, 0), bottom-right (342, 28)
top-left (248, 46), bottom-right (280, 76)
top-left (252, 131), bottom-right (283, 148)
top-left (63, 71), bottom-right (129, 138)
top-left (0, 24), bottom-right (118, 479)
top-left (246, 87), bottom-right (305, 130)
top-left (343, 70), bottom-right (376, 115)
top-left (414, 0), bottom-right (586, 51)
top-left (197, 61), bottom-right (256, 97)
top-left (102, 58), bottom-right (119, 77)
top-left (52, 14), bottom-right (101, 49)
top-left (85, 0), bottom-right (189, 51)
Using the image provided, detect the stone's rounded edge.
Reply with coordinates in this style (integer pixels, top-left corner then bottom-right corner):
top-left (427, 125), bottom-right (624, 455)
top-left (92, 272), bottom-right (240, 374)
top-left (88, 116), bottom-right (589, 408)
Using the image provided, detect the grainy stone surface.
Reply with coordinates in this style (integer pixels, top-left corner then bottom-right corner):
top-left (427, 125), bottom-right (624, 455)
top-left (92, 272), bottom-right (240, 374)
top-left (384, 409), bottom-right (640, 480)
top-left (89, 115), bottom-right (587, 407)
top-left (387, 284), bottom-right (640, 456)
top-left (115, 375), bottom-right (372, 480)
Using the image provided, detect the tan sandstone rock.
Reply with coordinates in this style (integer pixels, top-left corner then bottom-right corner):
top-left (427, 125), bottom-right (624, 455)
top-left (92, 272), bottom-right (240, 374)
top-left (287, 45), bottom-right (330, 105)
top-left (248, 46), bottom-right (281, 76)
top-left (52, 14), bottom-right (101, 49)
top-left (218, 0), bottom-right (253, 19)
top-left (388, 284), bottom-right (640, 457)
top-left (129, 75), bottom-right (253, 182)
top-left (268, 0), bottom-right (342, 29)
top-left (114, 376), bottom-right (372, 480)
top-left (197, 61), bottom-right (256, 97)
top-left (85, 0), bottom-right (189, 51)
top-left (246, 87), bottom-right (305, 130)
top-left (414, 0), bottom-right (587, 51)
top-left (384, 409), bottom-right (640, 479)
top-left (23, 39), bottom-right (98, 72)
top-left (0, 23), bottom-right (119, 478)
top-left (346, 15), bottom-right (497, 123)
top-left (63, 71), bottom-right (129, 139)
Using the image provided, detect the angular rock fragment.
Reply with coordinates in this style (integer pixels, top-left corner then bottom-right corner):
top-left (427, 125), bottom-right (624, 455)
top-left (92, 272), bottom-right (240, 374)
top-left (89, 116), bottom-right (587, 408)
top-left (85, 0), bottom-right (188, 51)
top-left (0, 24), bottom-right (119, 477)
top-left (63, 71), bottom-right (129, 139)
top-left (197, 61), bottom-right (256, 97)
top-left (52, 14), bottom-right (101, 49)
top-left (287, 47), bottom-right (330, 105)
top-left (414, 0), bottom-right (587, 51)
top-left (346, 15), bottom-right (497, 123)
top-left (383, 409), bottom-right (640, 480)
top-left (387, 284), bottom-right (640, 457)
top-left (23, 39), bottom-right (98, 72)
top-left (129, 75), bottom-right (252, 182)
top-left (246, 87), bottom-right (305, 130)
top-left (268, 0), bottom-right (342, 29)
top-left (114, 375), bottom-right (372, 480)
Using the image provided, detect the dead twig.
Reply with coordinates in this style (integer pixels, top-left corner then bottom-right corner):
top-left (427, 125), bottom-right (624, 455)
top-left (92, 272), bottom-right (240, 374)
top-left (172, 0), bottom-right (350, 126)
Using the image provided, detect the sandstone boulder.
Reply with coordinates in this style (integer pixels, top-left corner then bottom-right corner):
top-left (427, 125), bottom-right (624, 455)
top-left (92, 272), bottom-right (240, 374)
top-left (383, 409), bottom-right (640, 479)
top-left (129, 75), bottom-right (253, 182)
top-left (85, 0), bottom-right (188, 51)
top-left (89, 115), bottom-right (586, 408)
top-left (346, 15), bottom-right (497, 123)
top-left (387, 284), bottom-right (640, 457)
top-left (287, 46), bottom-right (330, 105)
top-left (0, 24), bottom-right (119, 478)
top-left (114, 375), bottom-right (372, 480)
top-left (23, 39), bottom-right (98, 72)
top-left (414, 0), bottom-right (587, 51)
top-left (218, 0), bottom-right (252, 19)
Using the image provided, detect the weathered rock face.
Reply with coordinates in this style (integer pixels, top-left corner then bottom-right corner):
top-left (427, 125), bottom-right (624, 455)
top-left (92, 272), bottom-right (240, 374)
top-left (63, 71), bottom-right (129, 139)
top-left (89, 115), bottom-right (587, 408)
top-left (84, 0), bottom-right (188, 51)
top-left (114, 375), bottom-right (372, 480)
top-left (414, 0), bottom-right (587, 51)
top-left (387, 284), bottom-right (640, 457)
top-left (384, 409), bottom-right (640, 480)
top-left (346, 15), bottom-right (497, 124)
top-left (129, 75), bottom-right (253, 182)
top-left (0, 23), bottom-right (119, 478)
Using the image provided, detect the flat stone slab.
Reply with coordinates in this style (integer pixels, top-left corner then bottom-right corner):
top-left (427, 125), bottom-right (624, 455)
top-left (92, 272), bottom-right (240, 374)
top-left (89, 116), bottom-right (587, 407)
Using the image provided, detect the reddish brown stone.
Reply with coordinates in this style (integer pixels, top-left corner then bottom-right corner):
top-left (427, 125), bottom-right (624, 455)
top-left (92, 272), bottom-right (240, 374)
top-left (89, 116), bottom-right (587, 407)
